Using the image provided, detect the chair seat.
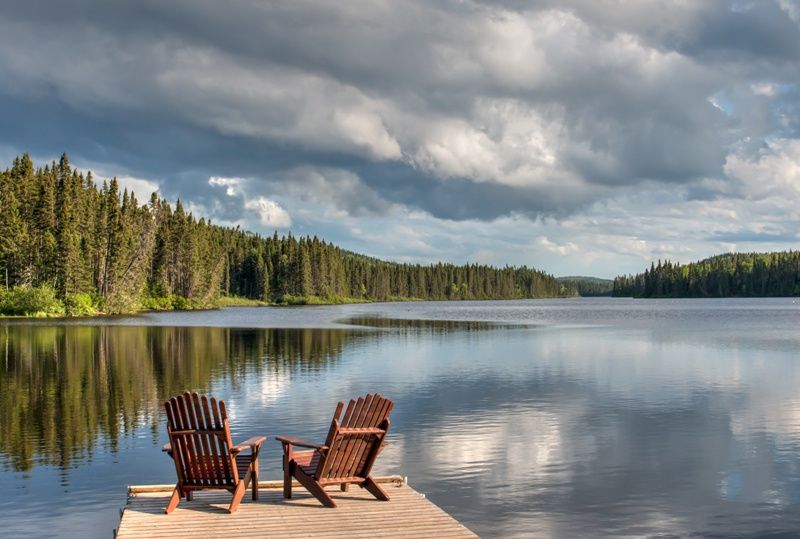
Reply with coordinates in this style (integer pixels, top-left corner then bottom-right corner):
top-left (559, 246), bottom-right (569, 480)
top-left (178, 454), bottom-right (255, 486)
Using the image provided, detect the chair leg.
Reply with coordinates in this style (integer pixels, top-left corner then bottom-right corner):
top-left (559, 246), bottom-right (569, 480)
top-left (295, 470), bottom-right (336, 508)
top-left (252, 464), bottom-right (259, 501)
top-left (165, 486), bottom-right (181, 514)
top-left (229, 481), bottom-right (246, 513)
top-left (283, 457), bottom-right (293, 499)
top-left (340, 483), bottom-right (349, 492)
top-left (363, 476), bottom-right (390, 501)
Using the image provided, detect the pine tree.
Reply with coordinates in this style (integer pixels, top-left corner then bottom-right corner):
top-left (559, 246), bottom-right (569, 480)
top-left (0, 175), bottom-right (28, 288)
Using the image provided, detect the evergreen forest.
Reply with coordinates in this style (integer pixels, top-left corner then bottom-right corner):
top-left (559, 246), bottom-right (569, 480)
top-left (613, 252), bottom-right (800, 297)
top-left (556, 276), bottom-right (613, 297)
top-left (0, 153), bottom-right (573, 315)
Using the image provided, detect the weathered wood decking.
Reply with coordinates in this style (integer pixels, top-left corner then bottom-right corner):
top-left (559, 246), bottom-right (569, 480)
top-left (116, 476), bottom-right (478, 538)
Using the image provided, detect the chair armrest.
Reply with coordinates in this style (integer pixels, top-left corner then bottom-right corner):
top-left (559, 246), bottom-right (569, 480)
top-left (162, 442), bottom-right (172, 453)
top-left (232, 435), bottom-right (267, 453)
top-left (275, 435), bottom-right (327, 450)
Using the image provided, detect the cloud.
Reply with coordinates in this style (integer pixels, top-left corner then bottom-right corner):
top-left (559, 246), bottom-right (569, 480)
top-left (204, 176), bottom-right (292, 228)
top-left (724, 138), bottom-right (800, 200)
top-left (536, 236), bottom-right (580, 256)
top-left (208, 176), bottom-right (241, 197)
top-left (245, 196), bottom-right (292, 228)
top-left (116, 176), bottom-right (159, 203)
top-left (260, 166), bottom-right (392, 217)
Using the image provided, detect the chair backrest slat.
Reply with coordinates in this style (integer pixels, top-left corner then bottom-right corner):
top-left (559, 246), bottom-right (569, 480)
top-left (314, 393), bottom-right (393, 481)
top-left (340, 393), bottom-right (377, 477)
top-left (210, 397), bottom-right (233, 485)
top-left (198, 394), bottom-right (218, 485)
top-left (355, 395), bottom-right (392, 475)
top-left (166, 398), bottom-right (190, 484)
top-left (327, 395), bottom-right (367, 478)
top-left (176, 394), bottom-right (201, 483)
top-left (187, 393), bottom-right (208, 484)
top-left (165, 392), bottom-right (238, 487)
top-left (354, 396), bottom-right (393, 472)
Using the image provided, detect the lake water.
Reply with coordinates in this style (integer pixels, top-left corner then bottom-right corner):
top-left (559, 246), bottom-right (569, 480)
top-left (2, 298), bottom-right (800, 538)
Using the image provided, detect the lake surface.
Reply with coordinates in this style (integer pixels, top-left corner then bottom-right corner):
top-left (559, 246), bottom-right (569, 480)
top-left (2, 298), bottom-right (800, 538)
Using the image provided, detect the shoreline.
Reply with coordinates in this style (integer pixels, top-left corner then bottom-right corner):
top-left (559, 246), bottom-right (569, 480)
top-left (0, 293), bottom-right (581, 320)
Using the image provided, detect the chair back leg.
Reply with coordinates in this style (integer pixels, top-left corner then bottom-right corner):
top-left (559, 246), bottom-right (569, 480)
top-left (165, 485), bottom-right (181, 514)
top-left (294, 469), bottom-right (337, 508)
top-left (363, 476), bottom-right (390, 501)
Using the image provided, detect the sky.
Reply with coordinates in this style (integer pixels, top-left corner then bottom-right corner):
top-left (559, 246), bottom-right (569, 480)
top-left (1, 1), bottom-right (799, 278)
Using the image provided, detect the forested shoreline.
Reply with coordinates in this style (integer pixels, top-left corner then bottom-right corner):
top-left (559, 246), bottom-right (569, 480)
top-left (613, 252), bottom-right (800, 297)
top-left (557, 276), bottom-right (613, 297)
top-left (0, 153), bottom-right (573, 316)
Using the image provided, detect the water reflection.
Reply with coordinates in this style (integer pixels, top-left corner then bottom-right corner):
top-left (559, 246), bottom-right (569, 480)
top-left (338, 316), bottom-right (523, 332)
top-left (0, 326), bottom-right (362, 473)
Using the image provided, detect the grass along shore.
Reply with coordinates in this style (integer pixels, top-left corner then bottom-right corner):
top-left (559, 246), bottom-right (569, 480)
top-left (0, 285), bottom-right (424, 317)
top-left (1, 284), bottom-right (562, 318)
top-left (0, 285), bottom-right (271, 318)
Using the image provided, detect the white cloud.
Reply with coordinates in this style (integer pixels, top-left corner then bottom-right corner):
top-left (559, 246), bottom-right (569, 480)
top-left (536, 236), bottom-right (580, 256)
top-left (245, 196), bottom-right (292, 228)
top-left (156, 46), bottom-right (403, 161)
top-left (751, 83), bottom-right (778, 97)
top-left (116, 176), bottom-right (159, 203)
top-left (208, 176), bottom-right (241, 196)
top-left (724, 139), bottom-right (800, 200)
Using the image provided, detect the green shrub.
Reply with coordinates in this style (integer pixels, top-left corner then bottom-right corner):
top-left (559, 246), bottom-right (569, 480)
top-left (139, 295), bottom-right (175, 311)
top-left (213, 295), bottom-right (266, 307)
top-left (280, 294), bottom-right (308, 305)
top-left (171, 295), bottom-right (192, 310)
top-left (279, 294), bottom-right (370, 305)
top-left (139, 294), bottom-right (208, 311)
top-left (64, 292), bottom-right (98, 316)
top-left (0, 286), bottom-right (65, 316)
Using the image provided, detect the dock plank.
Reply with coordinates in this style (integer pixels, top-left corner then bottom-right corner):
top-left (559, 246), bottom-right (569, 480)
top-left (116, 476), bottom-right (478, 538)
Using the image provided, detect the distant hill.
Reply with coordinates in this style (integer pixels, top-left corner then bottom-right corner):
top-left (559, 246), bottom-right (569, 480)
top-left (557, 276), bottom-right (614, 297)
top-left (612, 251), bottom-right (800, 297)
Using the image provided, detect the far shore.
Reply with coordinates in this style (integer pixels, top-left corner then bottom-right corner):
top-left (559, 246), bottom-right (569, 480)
top-left (0, 293), bottom-right (589, 320)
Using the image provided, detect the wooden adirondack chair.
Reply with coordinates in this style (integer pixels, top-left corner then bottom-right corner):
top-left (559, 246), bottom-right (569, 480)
top-left (162, 392), bottom-right (266, 514)
top-left (276, 393), bottom-right (394, 508)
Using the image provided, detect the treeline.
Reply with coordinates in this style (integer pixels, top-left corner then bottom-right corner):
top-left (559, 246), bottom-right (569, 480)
top-left (0, 153), bottom-right (572, 314)
top-left (613, 252), bottom-right (800, 297)
top-left (557, 276), bottom-right (613, 297)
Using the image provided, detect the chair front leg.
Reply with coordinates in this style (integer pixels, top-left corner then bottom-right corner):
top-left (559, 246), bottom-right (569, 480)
top-left (283, 443), bottom-right (293, 499)
top-left (252, 459), bottom-right (259, 500)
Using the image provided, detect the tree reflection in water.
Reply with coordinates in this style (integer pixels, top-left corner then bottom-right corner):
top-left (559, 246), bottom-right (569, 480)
top-left (0, 325), bottom-right (362, 472)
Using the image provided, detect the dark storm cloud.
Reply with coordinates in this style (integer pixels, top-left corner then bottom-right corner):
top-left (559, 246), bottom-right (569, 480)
top-left (0, 0), bottom-right (798, 222)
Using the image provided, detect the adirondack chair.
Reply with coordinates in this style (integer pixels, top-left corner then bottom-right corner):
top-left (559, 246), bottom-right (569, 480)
top-left (162, 392), bottom-right (266, 514)
top-left (276, 393), bottom-right (394, 508)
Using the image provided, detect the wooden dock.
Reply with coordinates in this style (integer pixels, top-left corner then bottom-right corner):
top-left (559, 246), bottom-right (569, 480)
top-left (116, 476), bottom-right (478, 538)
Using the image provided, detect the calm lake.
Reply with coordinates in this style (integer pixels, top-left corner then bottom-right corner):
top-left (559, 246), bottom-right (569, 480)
top-left (2, 298), bottom-right (800, 538)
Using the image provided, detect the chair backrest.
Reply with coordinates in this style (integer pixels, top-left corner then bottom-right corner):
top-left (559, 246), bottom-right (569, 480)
top-left (314, 393), bottom-right (394, 481)
top-left (165, 392), bottom-right (238, 487)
